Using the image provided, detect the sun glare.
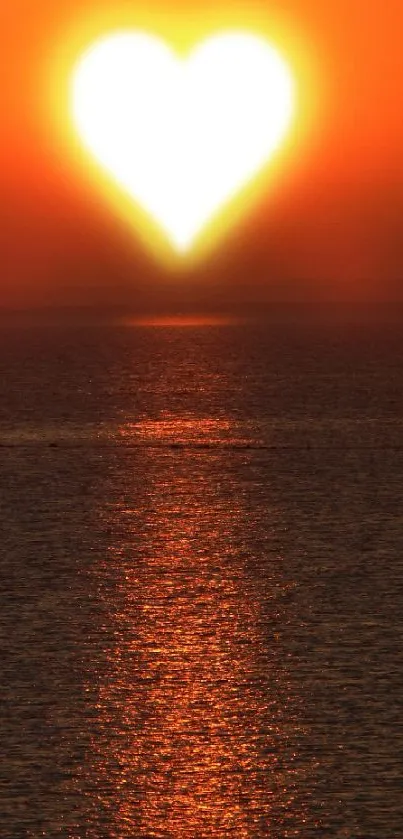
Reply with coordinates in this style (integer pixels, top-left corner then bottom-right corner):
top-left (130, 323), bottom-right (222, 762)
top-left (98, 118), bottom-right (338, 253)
top-left (71, 31), bottom-right (295, 255)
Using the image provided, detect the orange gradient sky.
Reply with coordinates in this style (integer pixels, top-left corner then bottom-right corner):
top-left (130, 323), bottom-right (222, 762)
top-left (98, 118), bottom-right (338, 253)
top-left (1, 0), bottom-right (402, 310)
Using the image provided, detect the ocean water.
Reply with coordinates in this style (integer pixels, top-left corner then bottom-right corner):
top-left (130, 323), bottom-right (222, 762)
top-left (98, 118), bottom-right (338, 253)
top-left (1, 320), bottom-right (402, 838)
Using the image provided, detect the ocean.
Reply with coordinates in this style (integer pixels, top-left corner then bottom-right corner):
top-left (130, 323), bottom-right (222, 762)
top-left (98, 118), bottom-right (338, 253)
top-left (1, 318), bottom-right (402, 837)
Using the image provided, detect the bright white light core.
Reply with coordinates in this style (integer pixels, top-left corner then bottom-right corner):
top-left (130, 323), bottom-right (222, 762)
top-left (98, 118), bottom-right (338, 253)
top-left (72, 32), bottom-right (294, 251)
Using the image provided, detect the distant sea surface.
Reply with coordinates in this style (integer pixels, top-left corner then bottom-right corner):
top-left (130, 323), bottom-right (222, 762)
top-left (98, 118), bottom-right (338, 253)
top-left (1, 320), bottom-right (402, 838)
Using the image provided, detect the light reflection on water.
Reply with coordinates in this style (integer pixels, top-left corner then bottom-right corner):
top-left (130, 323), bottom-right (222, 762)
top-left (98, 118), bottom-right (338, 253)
top-left (119, 415), bottom-right (236, 445)
top-left (80, 417), bottom-right (312, 837)
top-left (3, 323), bottom-right (403, 837)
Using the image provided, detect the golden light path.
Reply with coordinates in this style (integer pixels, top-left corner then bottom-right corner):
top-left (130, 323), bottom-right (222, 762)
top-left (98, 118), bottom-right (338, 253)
top-left (72, 410), bottom-right (311, 837)
top-left (70, 30), bottom-right (295, 258)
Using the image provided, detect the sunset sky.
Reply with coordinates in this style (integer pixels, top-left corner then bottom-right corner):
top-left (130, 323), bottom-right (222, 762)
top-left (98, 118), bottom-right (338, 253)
top-left (1, 0), bottom-right (402, 311)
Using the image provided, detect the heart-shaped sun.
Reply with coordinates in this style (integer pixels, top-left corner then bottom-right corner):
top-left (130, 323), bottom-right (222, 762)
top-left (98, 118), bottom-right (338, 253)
top-left (71, 31), bottom-right (294, 254)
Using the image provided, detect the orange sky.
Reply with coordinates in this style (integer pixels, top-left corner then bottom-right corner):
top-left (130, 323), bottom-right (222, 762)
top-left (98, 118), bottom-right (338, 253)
top-left (1, 0), bottom-right (402, 310)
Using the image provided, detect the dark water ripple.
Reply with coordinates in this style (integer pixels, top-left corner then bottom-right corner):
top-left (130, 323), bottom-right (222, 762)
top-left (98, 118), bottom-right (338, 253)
top-left (1, 323), bottom-right (403, 837)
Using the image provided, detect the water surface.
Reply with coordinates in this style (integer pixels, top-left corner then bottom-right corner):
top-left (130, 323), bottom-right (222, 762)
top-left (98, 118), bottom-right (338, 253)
top-left (1, 321), bottom-right (402, 837)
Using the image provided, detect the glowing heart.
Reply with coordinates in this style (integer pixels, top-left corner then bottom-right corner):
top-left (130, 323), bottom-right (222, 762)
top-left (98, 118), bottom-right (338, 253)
top-left (71, 32), bottom-right (294, 253)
